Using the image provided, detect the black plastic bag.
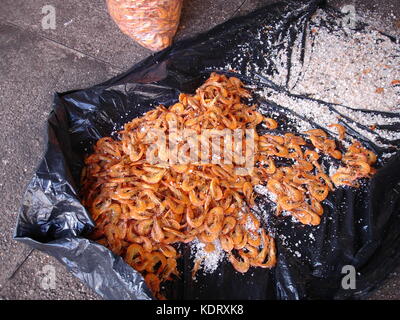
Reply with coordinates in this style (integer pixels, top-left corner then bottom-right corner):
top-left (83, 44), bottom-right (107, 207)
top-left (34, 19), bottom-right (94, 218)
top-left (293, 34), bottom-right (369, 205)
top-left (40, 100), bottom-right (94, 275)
top-left (15, 0), bottom-right (400, 300)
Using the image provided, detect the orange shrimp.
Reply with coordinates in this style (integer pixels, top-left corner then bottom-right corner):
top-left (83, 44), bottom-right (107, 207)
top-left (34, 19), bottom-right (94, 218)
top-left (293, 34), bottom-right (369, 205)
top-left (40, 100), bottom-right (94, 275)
top-left (263, 117), bottom-right (278, 130)
top-left (204, 207), bottom-right (224, 234)
top-left (82, 72), bottom-right (378, 300)
top-left (229, 252), bottom-right (250, 273)
top-left (220, 234), bottom-right (234, 252)
top-left (125, 243), bottom-right (147, 271)
top-left (145, 252), bottom-right (167, 274)
top-left (328, 123), bottom-right (346, 140)
top-left (145, 273), bottom-right (161, 297)
top-left (186, 207), bottom-right (206, 228)
top-left (159, 244), bottom-right (177, 258)
top-left (222, 216), bottom-right (236, 234)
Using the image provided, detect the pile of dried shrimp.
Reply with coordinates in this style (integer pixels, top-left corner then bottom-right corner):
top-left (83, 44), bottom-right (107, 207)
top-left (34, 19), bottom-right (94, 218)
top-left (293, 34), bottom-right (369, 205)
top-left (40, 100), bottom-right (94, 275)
top-left (81, 72), bottom-right (377, 299)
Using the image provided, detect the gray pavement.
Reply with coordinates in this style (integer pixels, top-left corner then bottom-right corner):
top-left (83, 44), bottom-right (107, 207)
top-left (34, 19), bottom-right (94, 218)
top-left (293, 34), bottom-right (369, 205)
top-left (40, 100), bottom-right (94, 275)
top-left (0, 0), bottom-right (399, 300)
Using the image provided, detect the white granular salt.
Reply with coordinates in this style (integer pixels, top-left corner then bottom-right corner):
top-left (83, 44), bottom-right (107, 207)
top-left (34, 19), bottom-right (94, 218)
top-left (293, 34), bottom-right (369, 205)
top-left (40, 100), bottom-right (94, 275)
top-left (190, 238), bottom-right (225, 276)
top-left (253, 184), bottom-right (277, 202)
top-left (279, 234), bottom-right (289, 246)
top-left (214, 9), bottom-right (399, 151)
top-left (252, 184), bottom-right (278, 226)
top-left (382, 151), bottom-right (397, 159)
top-left (244, 214), bottom-right (257, 232)
top-left (260, 10), bottom-right (399, 149)
top-left (328, 165), bottom-right (338, 177)
top-left (213, 7), bottom-right (398, 265)
top-left (273, 9), bottom-right (399, 112)
top-left (258, 88), bottom-right (398, 149)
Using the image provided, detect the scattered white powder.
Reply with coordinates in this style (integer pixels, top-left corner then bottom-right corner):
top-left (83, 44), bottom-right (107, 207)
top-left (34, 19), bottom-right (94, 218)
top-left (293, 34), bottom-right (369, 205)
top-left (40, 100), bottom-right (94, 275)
top-left (258, 90), bottom-right (398, 149)
top-left (254, 184), bottom-right (277, 202)
top-left (190, 238), bottom-right (225, 276)
top-left (382, 151), bottom-right (397, 159)
top-left (201, 7), bottom-right (399, 267)
top-left (279, 234), bottom-right (289, 246)
top-left (252, 184), bottom-right (277, 228)
top-left (270, 9), bottom-right (400, 112)
top-left (328, 165), bottom-right (338, 177)
top-left (212, 8), bottom-right (399, 154)
top-left (244, 214), bottom-right (257, 232)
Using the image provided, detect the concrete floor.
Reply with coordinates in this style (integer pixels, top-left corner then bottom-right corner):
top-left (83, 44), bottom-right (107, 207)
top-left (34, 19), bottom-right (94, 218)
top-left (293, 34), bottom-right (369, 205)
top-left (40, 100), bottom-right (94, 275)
top-left (0, 0), bottom-right (399, 300)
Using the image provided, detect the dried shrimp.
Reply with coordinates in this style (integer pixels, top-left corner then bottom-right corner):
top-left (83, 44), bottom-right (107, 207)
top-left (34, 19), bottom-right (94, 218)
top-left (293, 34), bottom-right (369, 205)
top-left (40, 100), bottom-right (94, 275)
top-left (81, 73), bottom-right (377, 299)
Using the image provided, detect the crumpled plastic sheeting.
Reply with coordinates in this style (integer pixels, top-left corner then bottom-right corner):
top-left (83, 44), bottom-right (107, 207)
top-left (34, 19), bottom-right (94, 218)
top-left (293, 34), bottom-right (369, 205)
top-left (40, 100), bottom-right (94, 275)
top-left (15, 0), bottom-right (400, 300)
top-left (16, 236), bottom-right (152, 300)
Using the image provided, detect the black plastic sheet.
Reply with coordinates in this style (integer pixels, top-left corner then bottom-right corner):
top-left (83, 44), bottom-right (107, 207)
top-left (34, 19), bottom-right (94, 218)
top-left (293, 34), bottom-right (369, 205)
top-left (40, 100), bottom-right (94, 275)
top-left (15, 0), bottom-right (400, 300)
